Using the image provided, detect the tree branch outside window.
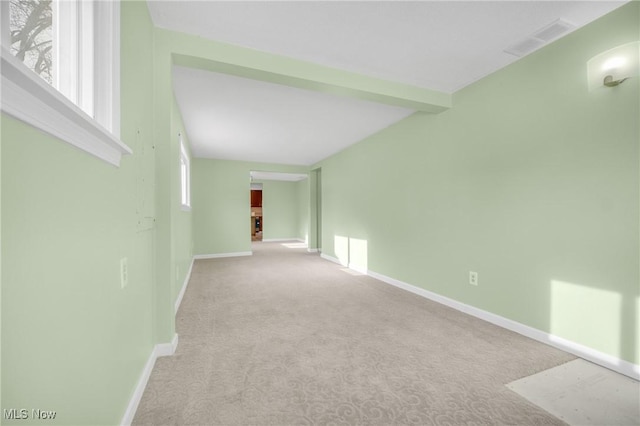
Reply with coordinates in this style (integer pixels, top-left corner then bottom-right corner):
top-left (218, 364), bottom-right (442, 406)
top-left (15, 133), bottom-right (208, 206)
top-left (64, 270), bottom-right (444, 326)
top-left (10, 0), bottom-right (52, 84)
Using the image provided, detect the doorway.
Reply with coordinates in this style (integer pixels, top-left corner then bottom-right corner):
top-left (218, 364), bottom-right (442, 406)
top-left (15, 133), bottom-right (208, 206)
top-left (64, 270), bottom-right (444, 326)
top-left (250, 184), bottom-right (263, 241)
top-left (249, 170), bottom-right (311, 244)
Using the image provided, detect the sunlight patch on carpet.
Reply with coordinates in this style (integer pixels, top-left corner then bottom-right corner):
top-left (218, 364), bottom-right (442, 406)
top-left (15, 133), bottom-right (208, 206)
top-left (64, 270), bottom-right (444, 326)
top-left (507, 359), bottom-right (640, 425)
top-left (340, 267), bottom-right (365, 276)
top-left (281, 242), bottom-right (307, 249)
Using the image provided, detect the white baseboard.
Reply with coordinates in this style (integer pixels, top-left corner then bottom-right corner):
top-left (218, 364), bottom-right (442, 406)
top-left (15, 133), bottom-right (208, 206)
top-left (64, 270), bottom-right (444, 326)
top-left (174, 259), bottom-right (194, 314)
top-left (365, 269), bottom-right (639, 381)
top-left (262, 238), bottom-right (301, 242)
top-left (307, 248), bottom-right (319, 253)
top-left (348, 263), bottom-right (368, 275)
top-left (121, 333), bottom-right (179, 426)
top-left (319, 253), bottom-right (638, 380)
top-left (155, 333), bottom-right (179, 357)
top-left (322, 254), bottom-right (366, 274)
top-left (193, 251), bottom-right (252, 259)
top-left (320, 253), bottom-right (344, 265)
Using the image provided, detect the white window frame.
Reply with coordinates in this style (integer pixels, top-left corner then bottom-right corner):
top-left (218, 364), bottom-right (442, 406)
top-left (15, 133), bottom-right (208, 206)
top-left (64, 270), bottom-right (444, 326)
top-left (180, 134), bottom-right (191, 211)
top-left (0, 0), bottom-right (129, 166)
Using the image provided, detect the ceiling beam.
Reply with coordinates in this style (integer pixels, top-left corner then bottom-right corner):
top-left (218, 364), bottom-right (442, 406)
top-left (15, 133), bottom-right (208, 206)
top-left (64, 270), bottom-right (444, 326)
top-left (157, 28), bottom-right (451, 113)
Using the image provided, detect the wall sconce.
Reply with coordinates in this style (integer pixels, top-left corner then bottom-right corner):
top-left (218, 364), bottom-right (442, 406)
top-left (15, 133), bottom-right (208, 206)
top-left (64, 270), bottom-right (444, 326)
top-left (587, 41), bottom-right (639, 90)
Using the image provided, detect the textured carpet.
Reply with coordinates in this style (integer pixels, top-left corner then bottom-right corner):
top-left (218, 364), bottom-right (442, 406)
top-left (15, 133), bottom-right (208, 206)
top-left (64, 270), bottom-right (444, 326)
top-left (133, 242), bottom-right (575, 425)
top-left (507, 359), bottom-right (640, 425)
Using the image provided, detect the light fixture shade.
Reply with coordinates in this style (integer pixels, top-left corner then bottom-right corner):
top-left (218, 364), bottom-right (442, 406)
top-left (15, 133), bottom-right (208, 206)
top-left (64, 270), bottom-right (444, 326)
top-left (587, 41), bottom-right (640, 90)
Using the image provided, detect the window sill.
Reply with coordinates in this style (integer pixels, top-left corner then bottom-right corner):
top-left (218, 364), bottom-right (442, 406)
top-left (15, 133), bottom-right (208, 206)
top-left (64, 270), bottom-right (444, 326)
top-left (0, 48), bottom-right (131, 166)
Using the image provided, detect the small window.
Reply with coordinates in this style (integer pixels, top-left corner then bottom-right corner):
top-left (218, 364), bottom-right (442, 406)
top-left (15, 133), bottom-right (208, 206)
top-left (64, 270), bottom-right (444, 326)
top-left (2, 0), bottom-right (127, 166)
top-left (180, 135), bottom-right (191, 210)
top-left (8, 0), bottom-right (117, 130)
top-left (9, 0), bottom-right (53, 85)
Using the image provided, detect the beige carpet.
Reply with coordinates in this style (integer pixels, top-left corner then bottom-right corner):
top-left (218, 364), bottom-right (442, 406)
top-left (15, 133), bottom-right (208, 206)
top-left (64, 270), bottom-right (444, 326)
top-left (133, 242), bottom-right (575, 425)
top-left (507, 359), bottom-right (640, 425)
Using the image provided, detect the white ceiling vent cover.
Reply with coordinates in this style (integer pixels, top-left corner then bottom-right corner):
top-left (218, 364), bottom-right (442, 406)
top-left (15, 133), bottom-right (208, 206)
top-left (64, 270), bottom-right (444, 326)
top-left (505, 38), bottom-right (546, 57)
top-left (505, 18), bottom-right (576, 57)
top-left (534, 19), bottom-right (576, 42)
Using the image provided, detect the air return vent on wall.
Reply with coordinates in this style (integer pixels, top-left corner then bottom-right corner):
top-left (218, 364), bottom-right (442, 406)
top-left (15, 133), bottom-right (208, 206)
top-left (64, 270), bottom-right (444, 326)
top-left (505, 19), bottom-right (576, 57)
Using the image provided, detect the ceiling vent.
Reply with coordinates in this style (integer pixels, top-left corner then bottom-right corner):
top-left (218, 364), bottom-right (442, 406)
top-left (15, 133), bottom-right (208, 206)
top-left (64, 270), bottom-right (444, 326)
top-left (504, 38), bottom-right (546, 58)
top-left (504, 18), bottom-right (576, 57)
top-left (534, 19), bottom-right (575, 42)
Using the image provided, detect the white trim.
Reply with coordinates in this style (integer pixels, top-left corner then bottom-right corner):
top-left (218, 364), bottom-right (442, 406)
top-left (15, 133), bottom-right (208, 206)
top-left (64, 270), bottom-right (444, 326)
top-left (120, 349), bottom-right (156, 426)
top-left (174, 259), bottom-right (194, 314)
top-left (120, 334), bottom-right (178, 426)
top-left (155, 334), bottom-right (179, 357)
top-left (320, 253), bottom-right (341, 265)
top-left (1, 48), bottom-right (131, 166)
top-left (319, 254), bottom-right (639, 380)
top-left (54, 0), bottom-right (80, 106)
top-left (263, 238), bottom-right (301, 242)
top-left (365, 268), bottom-right (640, 381)
top-left (79, 0), bottom-right (95, 117)
top-left (307, 248), bottom-right (319, 253)
top-left (94, 0), bottom-right (120, 138)
top-left (348, 263), bottom-right (368, 275)
top-left (179, 134), bottom-right (191, 209)
top-left (193, 251), bottom-right (252, 260)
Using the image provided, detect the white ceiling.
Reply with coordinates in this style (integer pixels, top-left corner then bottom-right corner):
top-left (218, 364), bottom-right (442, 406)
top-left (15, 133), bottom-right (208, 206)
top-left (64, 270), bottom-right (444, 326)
top-left (172, 66), bottom-right (414, 165)
top-left (152, 1), bottom-right (628, 166)
top-left (150, 1), bottom-right (626, 93)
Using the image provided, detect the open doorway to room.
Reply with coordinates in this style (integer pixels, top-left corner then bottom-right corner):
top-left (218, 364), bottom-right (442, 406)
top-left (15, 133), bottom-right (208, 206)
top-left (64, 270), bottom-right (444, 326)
top-left (250, 182), bottom-right (263, 241)
top-left (249, 171), bottom-right (310, 246)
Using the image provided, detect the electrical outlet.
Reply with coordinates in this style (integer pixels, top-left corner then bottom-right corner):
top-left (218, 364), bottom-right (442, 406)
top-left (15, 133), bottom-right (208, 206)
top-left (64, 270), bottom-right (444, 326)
top-left (120, 258), bottom-right (128, 288)
top-left (469, 271), bottom-right (478, 286)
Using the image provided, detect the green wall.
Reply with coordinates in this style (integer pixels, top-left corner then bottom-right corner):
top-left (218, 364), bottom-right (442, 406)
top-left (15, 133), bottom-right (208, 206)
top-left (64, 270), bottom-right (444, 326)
top-left (1, 116), bottom-right (154, 425)
top-left (0, 67), bottom-right (3, 412)
top-left (315, 3), bottom-right (639, 365)
top-left (1, 2), bottom-right (155, 423)
top-left (296, 179), bottom-right (310, 243)
top-left (193, 159), bottom-right (307, 255)
top-left (261, 180), bottom-right (301, 241)
top-left (171, 98), bottom-right (194, 306)
top-left (1, 3), bottom-right (637, 425)
top-left (193, 159), bottom-right (253, 255)
top-left (310, 168), bottom-right (322, 252)
top-left (1, 1), bottom-right (194, 424)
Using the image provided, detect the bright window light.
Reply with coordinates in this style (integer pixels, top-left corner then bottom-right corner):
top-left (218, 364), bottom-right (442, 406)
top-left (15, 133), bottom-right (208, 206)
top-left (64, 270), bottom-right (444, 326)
top-left (9, 0), bottom-right (53, 84)
top-left (7, 0), bottom-right (118, 131)
top-left (180, 134), bottom-right (191, 210)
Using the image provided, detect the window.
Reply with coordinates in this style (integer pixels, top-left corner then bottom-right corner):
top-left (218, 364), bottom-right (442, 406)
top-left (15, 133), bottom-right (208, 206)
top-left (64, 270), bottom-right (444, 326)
top-left (180, 134), bottom-right (191, 210)
top-left (1, 0), bottom-right (130, 166)
top-left (9, 0), bottom-right (53, 84)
